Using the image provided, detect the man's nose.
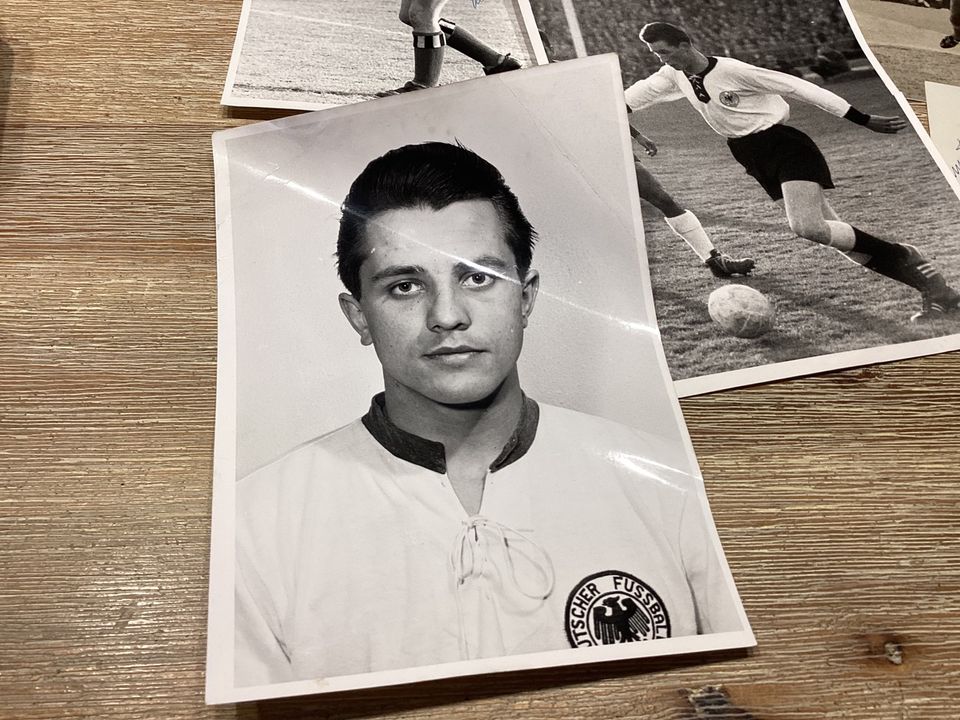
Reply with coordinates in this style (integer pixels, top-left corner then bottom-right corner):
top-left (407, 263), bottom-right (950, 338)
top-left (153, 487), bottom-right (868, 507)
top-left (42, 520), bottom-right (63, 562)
top-left (426, 285), bottom-right (471, 332)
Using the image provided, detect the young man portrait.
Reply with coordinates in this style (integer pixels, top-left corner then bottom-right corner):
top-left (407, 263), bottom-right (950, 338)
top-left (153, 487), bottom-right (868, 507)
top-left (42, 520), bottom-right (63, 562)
top-left (232, 141), bottom-right (744, 687)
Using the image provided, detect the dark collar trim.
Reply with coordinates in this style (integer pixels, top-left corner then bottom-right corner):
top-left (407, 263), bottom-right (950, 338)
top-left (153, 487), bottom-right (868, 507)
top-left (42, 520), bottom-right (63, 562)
top-left (361, 393), bottom-right (540, 475)
top-left (688, 56), bottom-right (718, 81)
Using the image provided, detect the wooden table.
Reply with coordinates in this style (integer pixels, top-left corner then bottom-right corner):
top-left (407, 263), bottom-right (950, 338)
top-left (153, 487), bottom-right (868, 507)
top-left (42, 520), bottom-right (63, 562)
top-left (1, 3), bottom-right (958, 718)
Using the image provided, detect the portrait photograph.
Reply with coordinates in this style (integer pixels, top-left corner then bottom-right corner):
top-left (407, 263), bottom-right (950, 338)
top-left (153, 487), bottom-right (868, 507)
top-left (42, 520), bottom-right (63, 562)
top-left (221, 0), bottom-right (547, 111)
top-left (206, 57), bottom-right (754, 704)
top-left (529, 0), bottom-right (960, 397)
top-left (843, 0), bottom-right (960, 100)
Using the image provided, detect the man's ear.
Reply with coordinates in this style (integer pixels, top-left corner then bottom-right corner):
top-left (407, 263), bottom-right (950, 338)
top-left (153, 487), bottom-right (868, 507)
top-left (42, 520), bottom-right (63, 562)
top-left (520, 269), bottom-right (540, 329)
top-left (339, 293), bottom-right (373, 346)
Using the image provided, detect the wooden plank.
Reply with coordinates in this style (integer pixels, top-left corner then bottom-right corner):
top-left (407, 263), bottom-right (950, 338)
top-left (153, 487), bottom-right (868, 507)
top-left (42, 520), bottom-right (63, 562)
top-left (1, 2), bottom-right (958, 719)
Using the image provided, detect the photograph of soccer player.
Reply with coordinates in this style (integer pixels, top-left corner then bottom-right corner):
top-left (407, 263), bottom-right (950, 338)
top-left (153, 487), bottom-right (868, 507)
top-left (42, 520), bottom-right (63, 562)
top-left (220, 0), bottom-right (545, 111)
top-left (627, 22), bottom-right (958, 323)
top-left (206, 57), bottom-right (753, 702)
top-left (526, 0), bottom-right (960, 395)
top-left (376, 0), bottom-right (523, 96)
top-left (627, 123), bottom-right (756, 277)
top-left (234, 141), bottom-right (742, 686)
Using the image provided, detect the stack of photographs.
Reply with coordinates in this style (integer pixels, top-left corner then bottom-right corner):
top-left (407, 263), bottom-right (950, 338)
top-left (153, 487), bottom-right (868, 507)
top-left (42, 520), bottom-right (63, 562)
top-left (206, 0), bottom-right (960, 704)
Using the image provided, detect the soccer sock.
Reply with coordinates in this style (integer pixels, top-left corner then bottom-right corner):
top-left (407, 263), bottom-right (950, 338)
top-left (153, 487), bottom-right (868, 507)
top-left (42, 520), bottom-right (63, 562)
top-left (823, 220), bottom-right (856, 251)
top-left (822, 220), bottom-right (869, 265)
top-left (664, 210), bottom-right (715, 261)
top-left (412, 32), bottom-right (445, 88)
top-left (439, 18), bottom-right (503, 68)
top-left (852, 227), bottom-right (941, 291)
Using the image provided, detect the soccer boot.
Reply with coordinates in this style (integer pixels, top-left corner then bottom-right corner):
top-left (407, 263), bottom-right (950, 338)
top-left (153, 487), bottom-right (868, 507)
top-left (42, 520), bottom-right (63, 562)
top-left (941, 35), bottom-right (959, 49)
top-left (911, 285), bottom-right (960, 323)
top-left (899, 243), bottom-right (948, 292)
top-left (375, 81), bottom-right (428, 98)
top-left (705, 249), bottom-right (756, 278)
top-left (484, 54), bottom-right (522, 75)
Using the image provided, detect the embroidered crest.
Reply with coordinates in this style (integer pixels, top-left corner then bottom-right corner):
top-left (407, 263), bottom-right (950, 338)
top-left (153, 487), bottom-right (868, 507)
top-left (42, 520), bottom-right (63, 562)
top-left (719, 91), bottom-right (740, 108)
top-left (565, 570), bottom-right (671, 647)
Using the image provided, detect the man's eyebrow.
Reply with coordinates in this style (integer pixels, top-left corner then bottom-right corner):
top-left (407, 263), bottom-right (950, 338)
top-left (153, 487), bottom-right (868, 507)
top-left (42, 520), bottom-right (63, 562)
top-left (369, 264), bottom-right (425, 283)
top-left (454, 255), bottom-right (513, 274)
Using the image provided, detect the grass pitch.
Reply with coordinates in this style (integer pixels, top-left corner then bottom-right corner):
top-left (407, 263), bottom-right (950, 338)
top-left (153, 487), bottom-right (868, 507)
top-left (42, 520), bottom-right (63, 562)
top-left (229, 0), bottom-right (536, 107)
top-left (847, 0), bottom-right (960, 100)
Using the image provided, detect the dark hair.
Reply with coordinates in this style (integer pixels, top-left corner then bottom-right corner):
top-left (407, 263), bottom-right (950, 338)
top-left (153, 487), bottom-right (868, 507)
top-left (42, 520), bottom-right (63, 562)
top-left (639, 22), bottom-right (692, 47)
top-left (336, 141), bottom-right (537, 298)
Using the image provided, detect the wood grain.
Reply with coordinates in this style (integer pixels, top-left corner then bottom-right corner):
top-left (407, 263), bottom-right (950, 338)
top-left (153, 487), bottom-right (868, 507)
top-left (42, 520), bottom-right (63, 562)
top-left (1, 3), bottom-right (958, 719)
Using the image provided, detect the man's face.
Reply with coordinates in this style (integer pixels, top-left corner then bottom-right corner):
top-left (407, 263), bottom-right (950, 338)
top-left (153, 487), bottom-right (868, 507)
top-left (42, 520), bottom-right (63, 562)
top-left (646, 39), bottom-right (697, 72)
top-left (339, 199), bottom-right (538, 407)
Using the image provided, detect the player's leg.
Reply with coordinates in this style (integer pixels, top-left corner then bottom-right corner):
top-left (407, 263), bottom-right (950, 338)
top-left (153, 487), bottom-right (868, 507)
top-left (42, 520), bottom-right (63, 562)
top-left (635, 162), bottom-right (755, 276)
top-left (378, 0), bottom-right (448, 96)
top-left (782, 180), bottom-right (959, 321)
top-left (821, 195), bottom-right (870, 266)
top-left (941, 0), bottom-right (960, 48)
top-left (438, 17), bottom-right (522, 74)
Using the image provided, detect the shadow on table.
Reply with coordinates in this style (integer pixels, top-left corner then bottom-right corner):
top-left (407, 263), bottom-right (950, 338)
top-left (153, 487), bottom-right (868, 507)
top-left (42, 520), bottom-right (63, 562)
top-left (220, 106), bottom-right (305, 122)
top-left (235, 647), bottom-right (753, 720)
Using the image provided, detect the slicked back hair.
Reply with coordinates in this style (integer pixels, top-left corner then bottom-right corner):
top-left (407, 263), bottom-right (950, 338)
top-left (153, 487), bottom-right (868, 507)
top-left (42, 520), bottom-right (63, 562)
top-left (639, 22), bottom-right (692, 47)
top-left (336, 142), bottom-right (538, 298)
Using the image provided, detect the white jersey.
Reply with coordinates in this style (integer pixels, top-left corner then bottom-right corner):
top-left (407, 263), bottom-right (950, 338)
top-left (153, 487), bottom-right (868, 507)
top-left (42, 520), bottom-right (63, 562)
top-left (235, 399), bottom-right (741, 686)
top-left (624, 56), bottom-right (852, 138)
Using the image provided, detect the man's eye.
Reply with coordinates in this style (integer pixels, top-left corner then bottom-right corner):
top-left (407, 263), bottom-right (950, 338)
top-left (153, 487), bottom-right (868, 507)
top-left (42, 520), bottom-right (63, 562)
top-left (389, 281), bottom-right (421, 296)
top-left (464, 272), bottom-right (495, 288)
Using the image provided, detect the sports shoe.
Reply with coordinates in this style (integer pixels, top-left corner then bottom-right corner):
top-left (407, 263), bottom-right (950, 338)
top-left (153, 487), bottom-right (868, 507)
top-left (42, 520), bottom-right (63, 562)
top-left (375, 81), bottom-right (428, 98)
top-left (705, 249), bottom-right (756, 277)
top-left (911, 285), bottom-right (960, 323)
top-left (941, 35), bottom-right (959, 49)
top-left (484, 54), bottom-right (521, 75)
top-left (900, 243), bottom-right (947, 291)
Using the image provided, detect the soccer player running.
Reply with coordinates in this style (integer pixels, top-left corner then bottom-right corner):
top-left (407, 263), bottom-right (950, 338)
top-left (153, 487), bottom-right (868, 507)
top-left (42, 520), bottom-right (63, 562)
top-left (941, 0), bottom-right (960, 49)
top-left (627, 22), bottom-right (959, 322)
top-left (377, 0), bottom-right (521, 96)
top-left (629, 124), bottom-right (756, 277)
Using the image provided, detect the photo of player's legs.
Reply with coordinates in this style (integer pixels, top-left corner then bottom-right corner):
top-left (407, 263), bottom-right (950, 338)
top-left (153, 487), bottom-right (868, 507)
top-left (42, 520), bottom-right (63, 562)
top-left (378, 0), bottom-right (522, 96)
top-left (941, 0), bottom-right (960, 48)
top-left (630, 124), bottom-right (754, 277)
top-left (779, 178), bottom-right (959, 322)
top-left (633, 161), bottom-right (755, 278)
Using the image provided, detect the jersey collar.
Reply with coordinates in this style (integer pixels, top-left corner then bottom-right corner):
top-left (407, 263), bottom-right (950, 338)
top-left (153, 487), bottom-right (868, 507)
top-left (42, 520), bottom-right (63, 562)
top-left (685, 56), bottom-right (718, 103)
top-left (361, 392), bottom-right (540, 475)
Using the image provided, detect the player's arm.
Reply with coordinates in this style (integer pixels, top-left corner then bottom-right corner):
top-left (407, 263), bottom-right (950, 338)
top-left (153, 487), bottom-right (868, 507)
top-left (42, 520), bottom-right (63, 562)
top-left (678, 488), bottom-right (745, 635)
top-left (623, 66), bottom-right (685, 112)
top-left (625, 114), bottom-right (658, 157)
top-left (733, 61), bottom-right (907, 133)
top-left (235, 545), bottom-right (295, 686)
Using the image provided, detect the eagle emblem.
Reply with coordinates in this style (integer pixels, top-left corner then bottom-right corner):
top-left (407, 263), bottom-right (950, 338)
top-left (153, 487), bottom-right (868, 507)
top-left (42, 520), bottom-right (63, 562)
top-left (719, 91), bottom-right (740, 108)
top-left (565, 571), bottom-right (670, 647)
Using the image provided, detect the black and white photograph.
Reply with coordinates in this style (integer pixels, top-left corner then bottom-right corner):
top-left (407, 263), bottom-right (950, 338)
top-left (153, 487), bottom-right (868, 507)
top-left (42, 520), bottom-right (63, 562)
top-left (530, 0), bottom-right (960, 397)
top-left (220, 0), bottom-right (546, 111)
top-left (843, 0), bottom-right (960, 99)
top-left (206, 57), bottom-right (754, 703)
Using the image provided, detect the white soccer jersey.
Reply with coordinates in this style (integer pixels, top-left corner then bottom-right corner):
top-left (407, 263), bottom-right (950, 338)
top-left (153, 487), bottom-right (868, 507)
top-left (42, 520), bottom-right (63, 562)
top-left (234, 399), bottom-right (741, 687)
top-left (624, 56), bottom-right (852, 138)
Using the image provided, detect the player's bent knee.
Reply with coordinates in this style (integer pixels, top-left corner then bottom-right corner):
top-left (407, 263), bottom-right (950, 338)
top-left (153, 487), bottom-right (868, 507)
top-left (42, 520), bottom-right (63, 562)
top-left (406, 2), bottom-right (439, 30)
top-left (398, 8), bottom-right (412, 25)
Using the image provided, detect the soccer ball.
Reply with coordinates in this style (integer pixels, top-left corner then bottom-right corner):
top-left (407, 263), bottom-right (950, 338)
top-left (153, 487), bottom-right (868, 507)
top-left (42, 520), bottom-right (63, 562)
top-left (708, 284), bottom-right (775, 338)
